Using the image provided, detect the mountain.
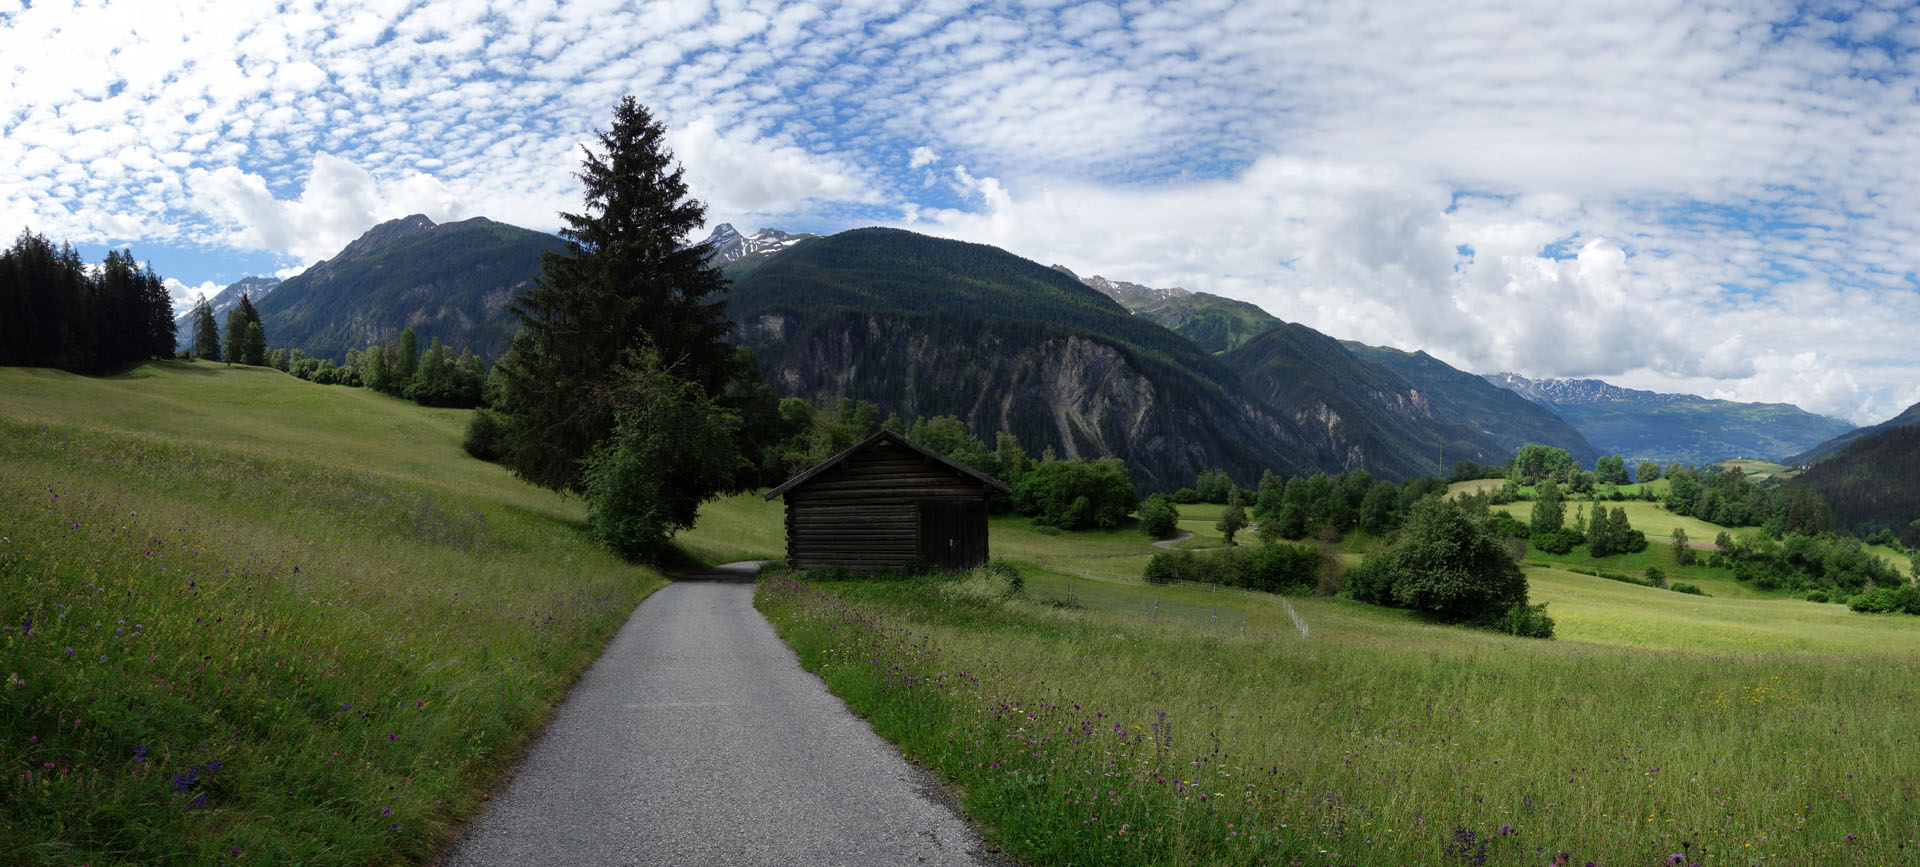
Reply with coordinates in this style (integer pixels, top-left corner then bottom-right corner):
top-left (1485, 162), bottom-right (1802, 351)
top-left (174, 275), bottom-right (281, 352)
top-left (1484, 373), bottom-right (1855, 465)
top-left (1083, 271), bottom-right (1596, 472)
top-left (701, 223), bottom-right (817, 277)
top-left (1795, 422), bottom-right (1920, 546)
top-left (1342, 343), bottom-right (1599, 468)
top-left (256, 215), bottom-right (564, 361)
top-left (1080, 275), bottom-right (1280, 353)
top-left (724, 227), bottom-right (1336, 488)
top-left (1788, 401), bottom-right (1920, 465)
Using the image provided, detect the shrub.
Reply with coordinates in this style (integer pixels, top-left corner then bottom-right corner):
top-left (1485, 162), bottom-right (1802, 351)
top-left (1347, 498), bottom-right (1532, 627)
top-left (1803, 589), bottom-right (1829, 603)
top-left (1532, 527), bottom-right (1584, 555)
top-left (1481, 601), bottom-right (1555, 638)
top-left (1138, 494), bottom-right (1180, 539)
top-left (1671, 582), bottom-right (1706, 596)
top-left (1643, 565), bottom-right (1666, 588)
top-left (983, 559), bottom-right (1022, 594)
top-left (462, 408), bottom-right (511, 462)
top-left (1142, 545), bottom-right (1319, 594)
top-left (1170, 487), bottom-right (1201, 504)
top-left (1012, 458), bottom-right (1136, 530)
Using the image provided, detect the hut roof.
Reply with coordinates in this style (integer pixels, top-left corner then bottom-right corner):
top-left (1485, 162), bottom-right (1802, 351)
top-left (764, 430), bottom-right (1013, 500)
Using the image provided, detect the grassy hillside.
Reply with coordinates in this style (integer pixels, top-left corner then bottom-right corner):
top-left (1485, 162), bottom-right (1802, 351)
top-left (0, 362), bottom-right (666, 864)
top-left (692, 494), bottom-right (1920, 864)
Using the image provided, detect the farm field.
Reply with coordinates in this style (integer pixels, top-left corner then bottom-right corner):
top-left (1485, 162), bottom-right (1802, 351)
top-left (703, 489), bottom-right (1920, 864)
top-left (0, 362), bottom-right (668, 865)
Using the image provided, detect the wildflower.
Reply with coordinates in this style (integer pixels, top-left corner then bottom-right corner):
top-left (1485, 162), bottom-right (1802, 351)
top-left (1846, 834), bottom-right (1857, 842)
top-left (380, 806), bottom-right (393, 817)
top-left (388, 733), bottom-right (397, 741)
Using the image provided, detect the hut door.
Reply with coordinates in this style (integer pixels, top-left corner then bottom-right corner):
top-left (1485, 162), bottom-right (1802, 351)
top-left (918, 499), bottom-right (986, 570)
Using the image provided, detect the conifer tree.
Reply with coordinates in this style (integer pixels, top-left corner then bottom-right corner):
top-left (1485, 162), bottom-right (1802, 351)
top-left (191, 297), bottom-right (221, 361)
top-left (398, 327), bottom-right (419, 381)
top-left (224, 294), bottom-right (259, 365)
top-left (498, 96), bottom-right (735, 493)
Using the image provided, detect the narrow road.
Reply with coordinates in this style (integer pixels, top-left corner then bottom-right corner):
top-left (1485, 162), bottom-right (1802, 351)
top-left (440, 562), bottom-right (1002, 866)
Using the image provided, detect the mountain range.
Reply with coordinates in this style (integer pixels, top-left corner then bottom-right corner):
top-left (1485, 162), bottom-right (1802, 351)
top-left (1483, 373), bottom-right (1855, 466)
top-left (221, 214), bottom-right (1859, 488)
top-left (1787, 401), bottom-right (1920, 465)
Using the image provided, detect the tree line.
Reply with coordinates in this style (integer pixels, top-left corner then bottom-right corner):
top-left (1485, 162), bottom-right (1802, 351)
top-left (0, 232), bottom-right (176, 371)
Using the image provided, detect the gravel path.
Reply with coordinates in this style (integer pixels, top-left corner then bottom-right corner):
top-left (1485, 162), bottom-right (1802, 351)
top-left (440, 561), bottom-right (1004, 867)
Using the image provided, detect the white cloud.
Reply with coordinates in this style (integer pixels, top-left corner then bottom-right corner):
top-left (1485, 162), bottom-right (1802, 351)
top-left (669, 115), bottom-right (875, 220)
top-left (5, 0), bottom-right (1920, 423)
top-left (187, 152), bottom-right (468, 265)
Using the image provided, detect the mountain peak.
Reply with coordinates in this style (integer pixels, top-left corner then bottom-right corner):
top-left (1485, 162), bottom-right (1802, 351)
top-left (704, 224), bottom-right (818, 265)
top-left (337, 214), bottom-right (437, 262)
top-left (1081, 275), bottom-right (1192, 310)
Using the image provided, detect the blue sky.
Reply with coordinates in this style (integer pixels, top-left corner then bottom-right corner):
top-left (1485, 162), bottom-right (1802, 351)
top-left (4, 0), bottom-right (1919, 423)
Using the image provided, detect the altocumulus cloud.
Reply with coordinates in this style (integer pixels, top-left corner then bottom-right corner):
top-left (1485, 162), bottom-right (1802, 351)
top-left (2, 0), bottom-right (1918, 422)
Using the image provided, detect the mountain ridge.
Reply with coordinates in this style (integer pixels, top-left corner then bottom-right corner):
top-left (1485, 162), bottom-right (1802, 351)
top-left (1484, 372), bottom-right (1854, 465)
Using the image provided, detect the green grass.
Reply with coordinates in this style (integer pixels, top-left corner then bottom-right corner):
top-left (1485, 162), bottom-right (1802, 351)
top-left (0, 362), bottom-right (668, 865)
top-left (727, 487), bottom-right (1920, 865)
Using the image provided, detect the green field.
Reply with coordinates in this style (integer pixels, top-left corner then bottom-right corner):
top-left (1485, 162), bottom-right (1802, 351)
top-left (0, 362), bottom-right (669, 864)
top-left (723, 486), bottom-right (1920, 864)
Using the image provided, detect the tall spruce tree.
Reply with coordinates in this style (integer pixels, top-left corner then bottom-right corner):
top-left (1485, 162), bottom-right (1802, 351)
top-left (224, 293), bottom-right (260, 365)
top-left (498, 96), bottom-right (735, 493)
top-left (191, 297), bottom-right (222, 361)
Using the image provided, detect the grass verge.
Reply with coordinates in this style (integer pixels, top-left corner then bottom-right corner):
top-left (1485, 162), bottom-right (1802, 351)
top-left (1, 363), bottom-right (665, 864)
top-left (758, 566), bottom-right (1920, 865)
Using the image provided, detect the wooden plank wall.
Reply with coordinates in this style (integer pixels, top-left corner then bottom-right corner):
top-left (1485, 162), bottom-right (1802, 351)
top-left (784, 440), bottom-right (989, 570)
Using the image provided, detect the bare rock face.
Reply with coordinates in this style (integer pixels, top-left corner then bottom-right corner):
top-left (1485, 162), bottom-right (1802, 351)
top-left (742, 311), bottom-right (1320, 488)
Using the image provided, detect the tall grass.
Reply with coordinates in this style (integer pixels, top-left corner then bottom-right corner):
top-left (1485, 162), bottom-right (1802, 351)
top-left (760, 566), bottom-right (1920, 865)
top-left (1, 363), bottom-right (665, 864)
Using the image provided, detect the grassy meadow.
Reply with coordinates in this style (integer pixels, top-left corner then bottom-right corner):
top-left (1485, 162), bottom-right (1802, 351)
top-left (0, 362), bottom-right (669, 865)
top-left (699, 490), bottom-right (1920, 865)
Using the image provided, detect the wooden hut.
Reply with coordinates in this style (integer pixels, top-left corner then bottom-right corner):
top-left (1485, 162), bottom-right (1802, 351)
top-left (765, 430), bottom-right (1012, 570)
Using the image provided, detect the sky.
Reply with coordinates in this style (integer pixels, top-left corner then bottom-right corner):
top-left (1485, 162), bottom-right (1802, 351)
top-left (4, 0), bottom-right (1919, 424)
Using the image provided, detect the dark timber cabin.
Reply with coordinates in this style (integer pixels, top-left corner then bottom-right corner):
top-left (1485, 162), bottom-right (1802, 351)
top-left (765, 430), bottom-right (1012, 571)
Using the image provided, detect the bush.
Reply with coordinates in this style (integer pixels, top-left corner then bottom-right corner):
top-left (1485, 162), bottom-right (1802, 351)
top-left (1142, 544), bottom-right (1319, 594)
top-left (1012, 458), bottom-right (1136, 531)
top-left (581, 351), bottom-right (744, 563)
top-left (1346, 498), bottom-right (1533, 627)
top-left (463, 408), bottom-right (512, 462)
top-left (1480, 602), bottom-right (1555, 638)
top-left (1803, 589), bottom-right (1829, 603)
top-left (1138, 494), bottom-right (1180, 539)
top-left (1170, 487), bottom-right (1200, 504)
top-left (1643, 565), bottom-right (1666, 588)
top-left (1848, 584), bottom-right (1920, 615)
top-left (1532, 527), bottom-right (1583, 555)
top-left (983, 559), bottom-right (1022, 594)
top-left (1671, 582), bottom-right (1706, 596)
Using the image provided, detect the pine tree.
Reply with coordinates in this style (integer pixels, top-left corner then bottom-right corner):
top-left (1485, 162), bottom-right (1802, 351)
top-left (191, 297), bottom-right (222, 361)
top-left (242, 320), bottom-right (266, 366)
top-left (497, 96), bottom-right (735, 493)
top-left (224, 293), bottom-right (259, 365)
top-left (397, 327), bottom-right (419, 382)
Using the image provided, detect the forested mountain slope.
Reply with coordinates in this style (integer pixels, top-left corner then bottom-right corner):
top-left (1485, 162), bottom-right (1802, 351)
top-left (257, 215), bottom-right (564, 361)
top-left (1796, 424), bottom-right (1920, 547)
top-left (1485, 373), bottom-right (1854, 465)
top-left (1788, 401), bottom-right (1920, 465)
top-left (724, 228), bottom-right (1337, 487)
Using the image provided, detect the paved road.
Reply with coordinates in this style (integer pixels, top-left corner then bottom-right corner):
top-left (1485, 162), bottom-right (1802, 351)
top-left (440, 562), bottom-right (1003, 867)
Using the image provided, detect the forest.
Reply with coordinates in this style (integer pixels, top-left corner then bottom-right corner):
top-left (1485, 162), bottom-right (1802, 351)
top-left (0, 231), bottom-right (176, 371)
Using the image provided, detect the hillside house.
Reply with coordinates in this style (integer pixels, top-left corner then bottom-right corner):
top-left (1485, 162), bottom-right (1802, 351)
top-left (765, 430), bottom-right (1011, 570)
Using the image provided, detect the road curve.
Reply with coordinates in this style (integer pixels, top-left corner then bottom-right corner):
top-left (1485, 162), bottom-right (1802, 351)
top-left (440, 561), bottom-right (1003, 866)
